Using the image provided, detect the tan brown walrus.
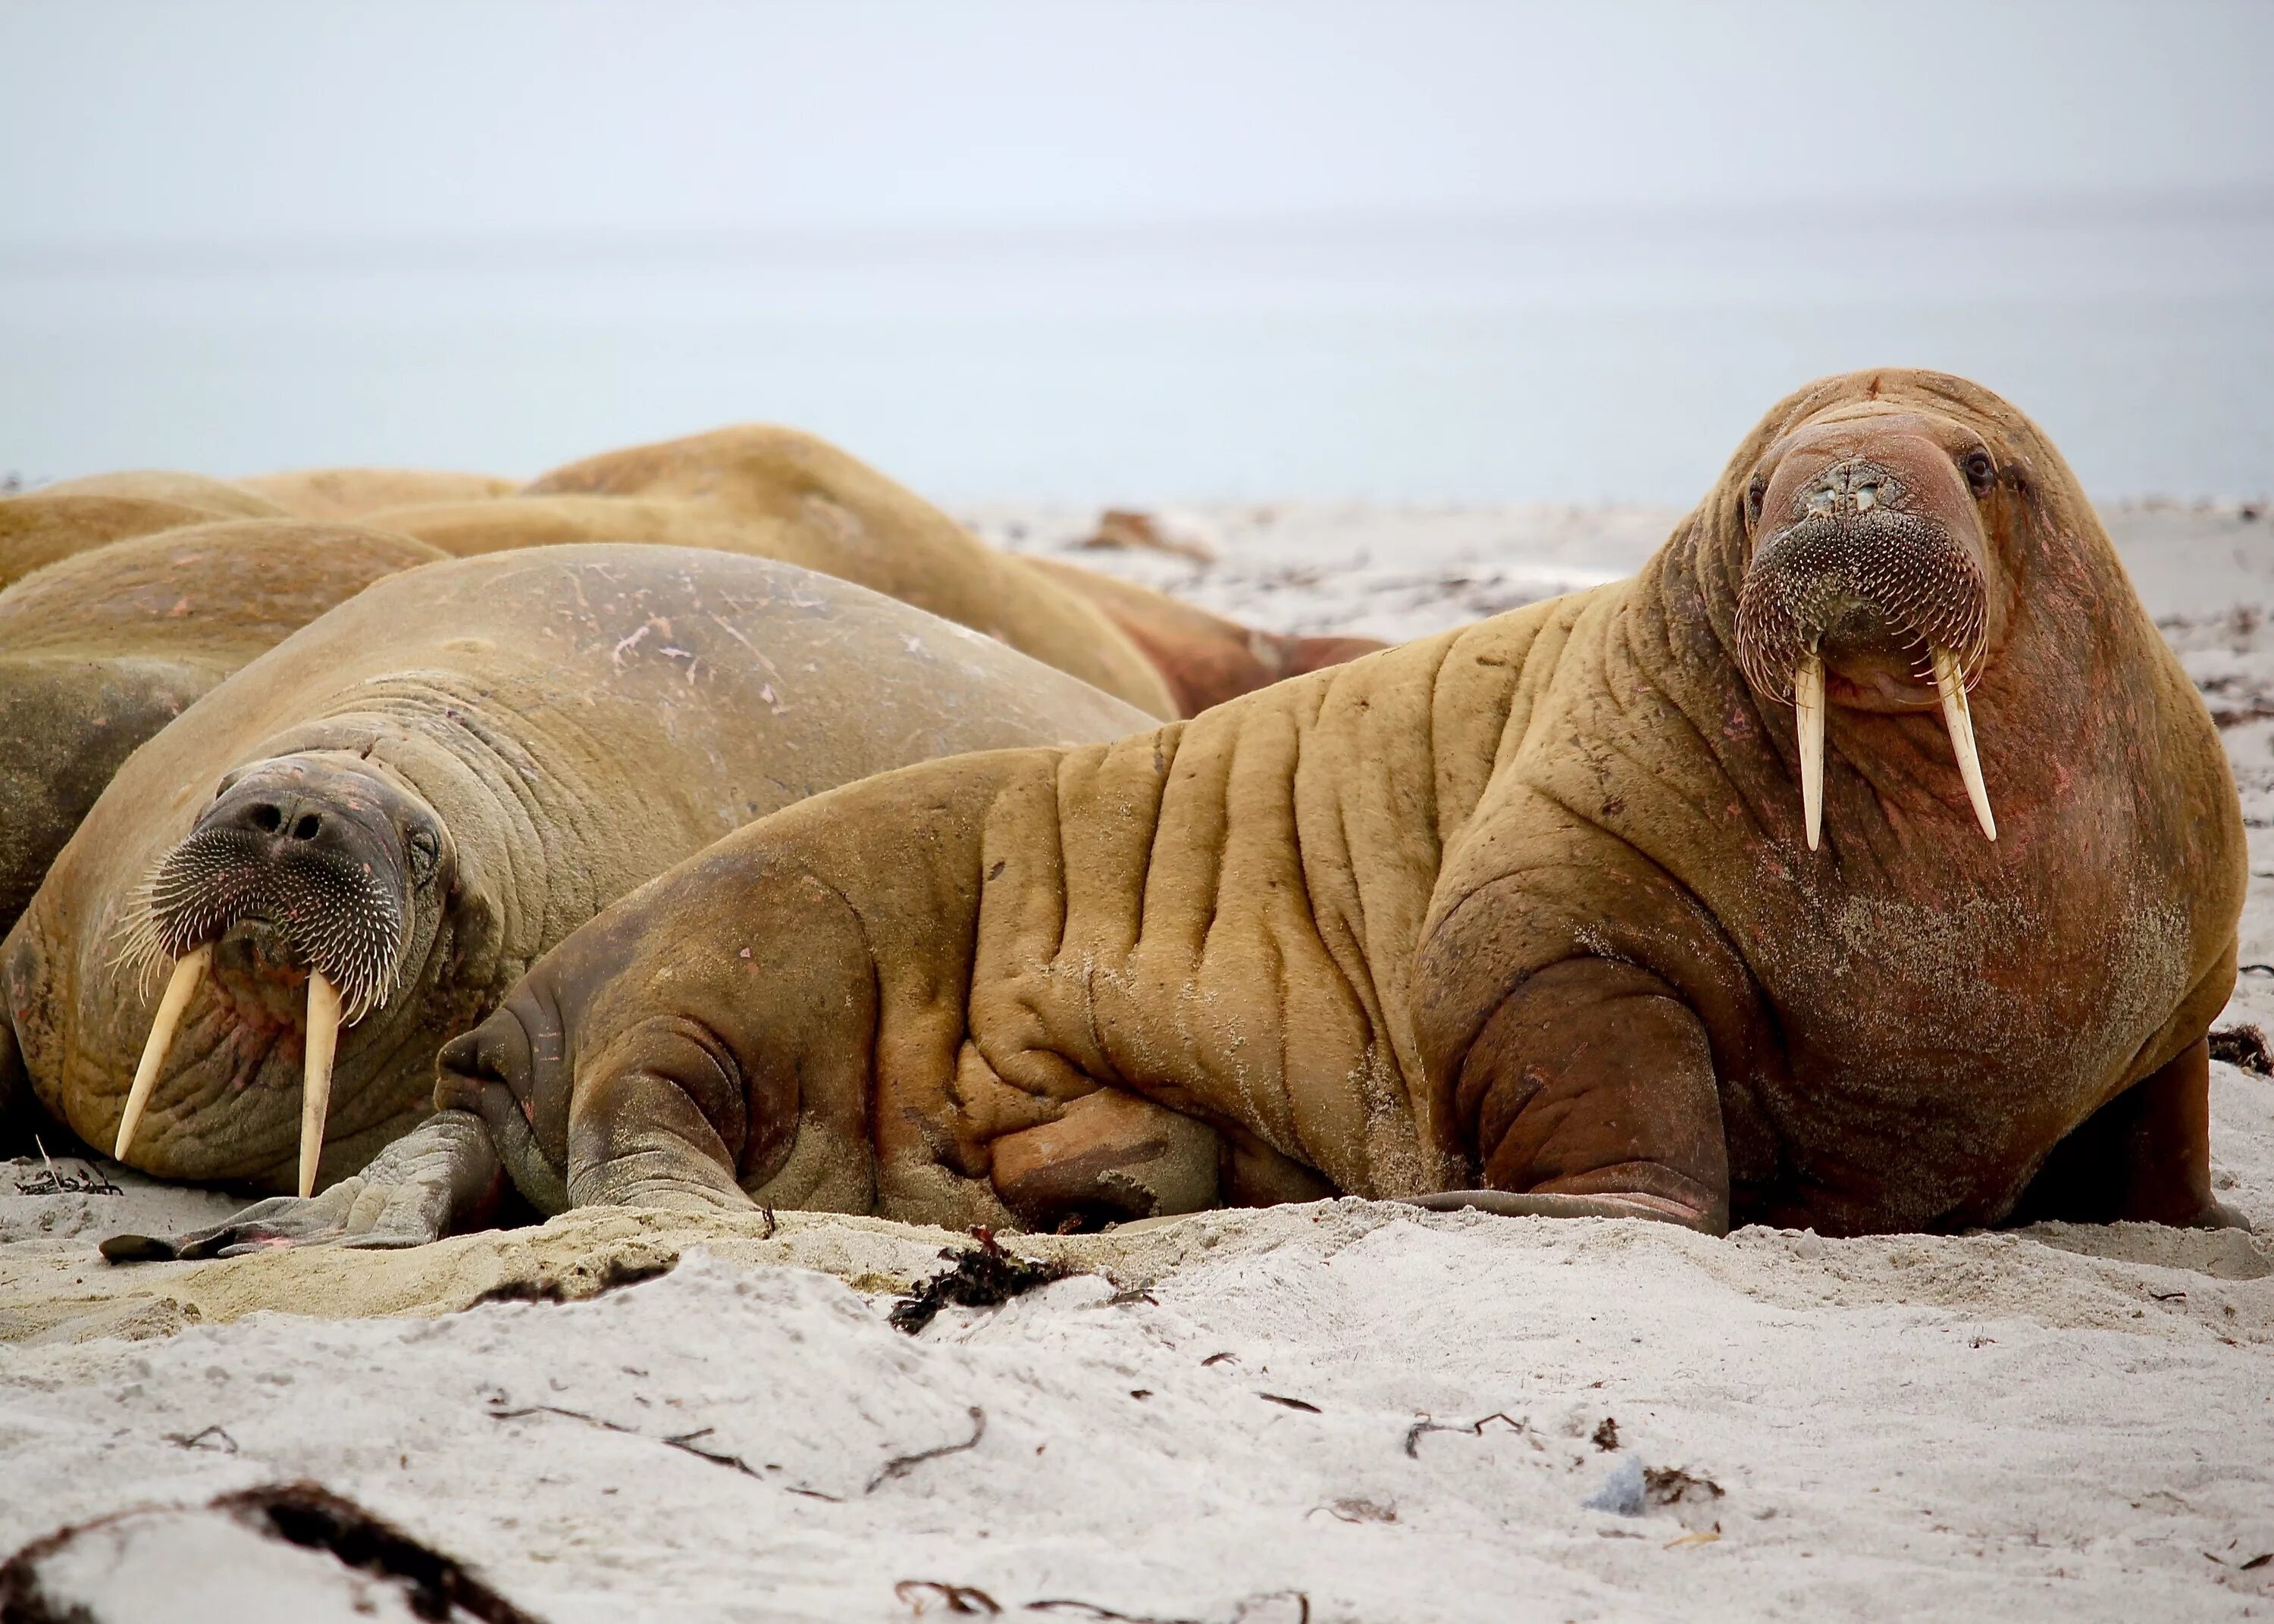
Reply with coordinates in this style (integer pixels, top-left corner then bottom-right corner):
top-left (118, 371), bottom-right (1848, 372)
top-left (233, 467), bottom-right (518, 521)
top-left (339, 368), bottom-right (2240, 1245)
top-left (0, 473), bottom-right (287, 593)
top-left (363, 425), bottom-right (1383, 718)
top-left (1, 546), bottom-right (1149, 1247)
top-left (0, 520), bottom-right (446, 940)
top-left (363, 427), bottom-right (1179, 716)
top-left (25, 438), bottom-right (1367, 722)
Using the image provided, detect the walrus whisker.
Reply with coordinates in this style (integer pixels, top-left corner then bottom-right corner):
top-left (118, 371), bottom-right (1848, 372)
top-left (1931, 645), bottom-right (1997, 841)
top-left (108, 906), bottom-right (168, 1000)
top-left (1794, 647), bottom-right (1826, 851)
top-left (300, 970), bottom-right (343, 1198)
top-left (114, 943), bottom-right (212, 1161)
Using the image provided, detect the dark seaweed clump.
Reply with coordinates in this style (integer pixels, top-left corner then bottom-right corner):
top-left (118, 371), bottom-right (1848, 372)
top-left (2210, 1025), bottom-right (2273, 1076)
top-left (0, 1482), bottom-right (543, 1624)
top-left (889, 1228), bottom-right (1072, 1334)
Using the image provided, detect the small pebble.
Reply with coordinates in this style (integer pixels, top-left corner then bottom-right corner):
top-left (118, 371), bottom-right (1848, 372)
top-left (1584, 1456), bottom-right (1646, 1516)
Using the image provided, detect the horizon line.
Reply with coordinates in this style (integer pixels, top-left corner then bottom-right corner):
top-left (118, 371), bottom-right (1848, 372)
top-left (5, 183), bottom-right (2271, 275)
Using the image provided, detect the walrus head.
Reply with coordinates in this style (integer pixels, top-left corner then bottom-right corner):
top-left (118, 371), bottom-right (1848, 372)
top-left (111, 751), bottom-right (459, 1194)
top-left (1730, 405), bottom-right (2012, 850)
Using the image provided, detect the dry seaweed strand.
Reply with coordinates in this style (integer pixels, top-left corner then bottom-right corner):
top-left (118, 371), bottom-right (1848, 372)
top-left (1402, 1410), bottom-right (1527, 1459)
top-left (866, 1407), bottom-right (988, 1493)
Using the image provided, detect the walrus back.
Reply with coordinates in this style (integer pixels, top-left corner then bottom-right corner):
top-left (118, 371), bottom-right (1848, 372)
top-left (518, 425), bottom-right (1182, 718)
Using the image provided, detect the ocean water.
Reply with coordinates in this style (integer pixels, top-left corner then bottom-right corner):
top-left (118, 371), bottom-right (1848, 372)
top-left (5, 199), bottom-right (2269, 503)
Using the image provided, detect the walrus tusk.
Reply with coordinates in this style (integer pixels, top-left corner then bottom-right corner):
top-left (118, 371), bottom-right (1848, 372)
top-left (299, 970), bottom-right (343, 1198)
top-left (1794, 648), bottom-right (1826, 850)
top-left (1931, 645), bottom-right (1997, 840)
top-left (114, 943), bottom-right (213, 1161)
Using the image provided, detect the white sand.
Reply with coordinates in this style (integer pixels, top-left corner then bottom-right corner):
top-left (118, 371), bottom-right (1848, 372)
top-left (3, 500), bottom-right (2272, 1622)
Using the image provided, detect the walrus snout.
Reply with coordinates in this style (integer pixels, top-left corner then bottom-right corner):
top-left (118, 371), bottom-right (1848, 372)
top-left (140, 757), bottom-right (435, 1019)
top-left (111, 753), bottom-right (453, 1194)
top-left (1733, 421), bottom-right (2003, 850)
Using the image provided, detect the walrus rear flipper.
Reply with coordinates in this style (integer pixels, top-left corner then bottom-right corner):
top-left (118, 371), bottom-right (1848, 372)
top-left (988, 1086), bottom-right (1223, 1231)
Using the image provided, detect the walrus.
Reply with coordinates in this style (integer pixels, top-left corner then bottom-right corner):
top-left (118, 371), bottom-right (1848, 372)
top-left (0, 473), bottom-right (287, 591)
top-left (234, 467), bottom-right (518, 521)
top-left (415, 370), bottom-right (2244, 1241)
top-left (1021, 553), bottom-right (1389, 715)
top-left (362, 425), bottom-right (1378, 719)
top-left (0, 546), bottom-right (1148, 1238)
top-left (358, 426), bottom-right (1179, 717)
top-left (0, 519), bottom-right (446, 940)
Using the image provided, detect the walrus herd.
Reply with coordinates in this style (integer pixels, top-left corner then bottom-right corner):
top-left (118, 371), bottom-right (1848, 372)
top-left (0, 371), bottom-right (2247, 1266)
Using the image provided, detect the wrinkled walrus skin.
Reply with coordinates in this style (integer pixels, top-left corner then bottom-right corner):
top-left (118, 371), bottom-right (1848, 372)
top-left (0, 545), bottom-right (1150, 1214)
top-left (437, 371), bottom-right (2245, 1240)
top-left (0, 519), bottom-right (446, 940)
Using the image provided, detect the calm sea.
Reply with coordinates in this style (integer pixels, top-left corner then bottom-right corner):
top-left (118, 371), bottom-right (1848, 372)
top-left (5, 199), bottom-right (2269, 503)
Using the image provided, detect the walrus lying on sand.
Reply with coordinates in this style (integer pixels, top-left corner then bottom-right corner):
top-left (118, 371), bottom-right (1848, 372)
top-left (0, 546), bottom-right (1148, 1241)
top-left (0, 520), bottom-right (445, 940)
top-left (0, 473), bottom-right (288, 591)
top-left (360, 425), bottom-right (1380, 718)
top-left (233, 467), bottom-right (518, 521)
top-left (21, 430), bottom-right (1371, 725)
top-left (364, 427), bottom-right (1178, 716)
top-left (376, 370), bottom-right (2241, 1242)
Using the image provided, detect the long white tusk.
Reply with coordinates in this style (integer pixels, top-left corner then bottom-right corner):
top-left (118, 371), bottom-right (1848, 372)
top-left (299, 971), bottom-right (343, 1199)
top-left (1931, 645), bottom-right (1997, 841)
top-left (115, 943), bottom-right (211, 1161)
top-left (1794, 648), bottom-right (1826, 851)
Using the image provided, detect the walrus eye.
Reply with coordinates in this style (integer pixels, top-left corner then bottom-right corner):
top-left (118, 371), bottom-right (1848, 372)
top-left (1745, 474), bottom-right (1768, 528)
top-left (1962, 450), bottom-right (1997, 497)
top-left (407, 828), bottom-right (440, 885)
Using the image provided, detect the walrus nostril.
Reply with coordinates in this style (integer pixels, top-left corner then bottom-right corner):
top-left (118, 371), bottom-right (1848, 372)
top-left (290, 813), bottom-right (321, 841)
top-left (249, 803), bottom-right (282, 834)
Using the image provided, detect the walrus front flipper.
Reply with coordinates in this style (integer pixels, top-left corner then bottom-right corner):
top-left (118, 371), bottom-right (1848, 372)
top-left (2009, 1039), bottom-right (2251, 1231)
top-left (100, 1111), bottom-right (505, 1263)
top-left (1448, 958), bottom-right (1732, 1236)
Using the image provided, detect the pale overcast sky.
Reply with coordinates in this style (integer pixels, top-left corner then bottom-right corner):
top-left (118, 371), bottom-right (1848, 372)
top-left (2, 0), bottom-right (2270, 244)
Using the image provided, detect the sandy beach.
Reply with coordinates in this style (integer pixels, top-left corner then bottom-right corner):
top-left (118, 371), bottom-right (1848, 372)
top-left (3, 499), bottom-right (2271, 1622)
